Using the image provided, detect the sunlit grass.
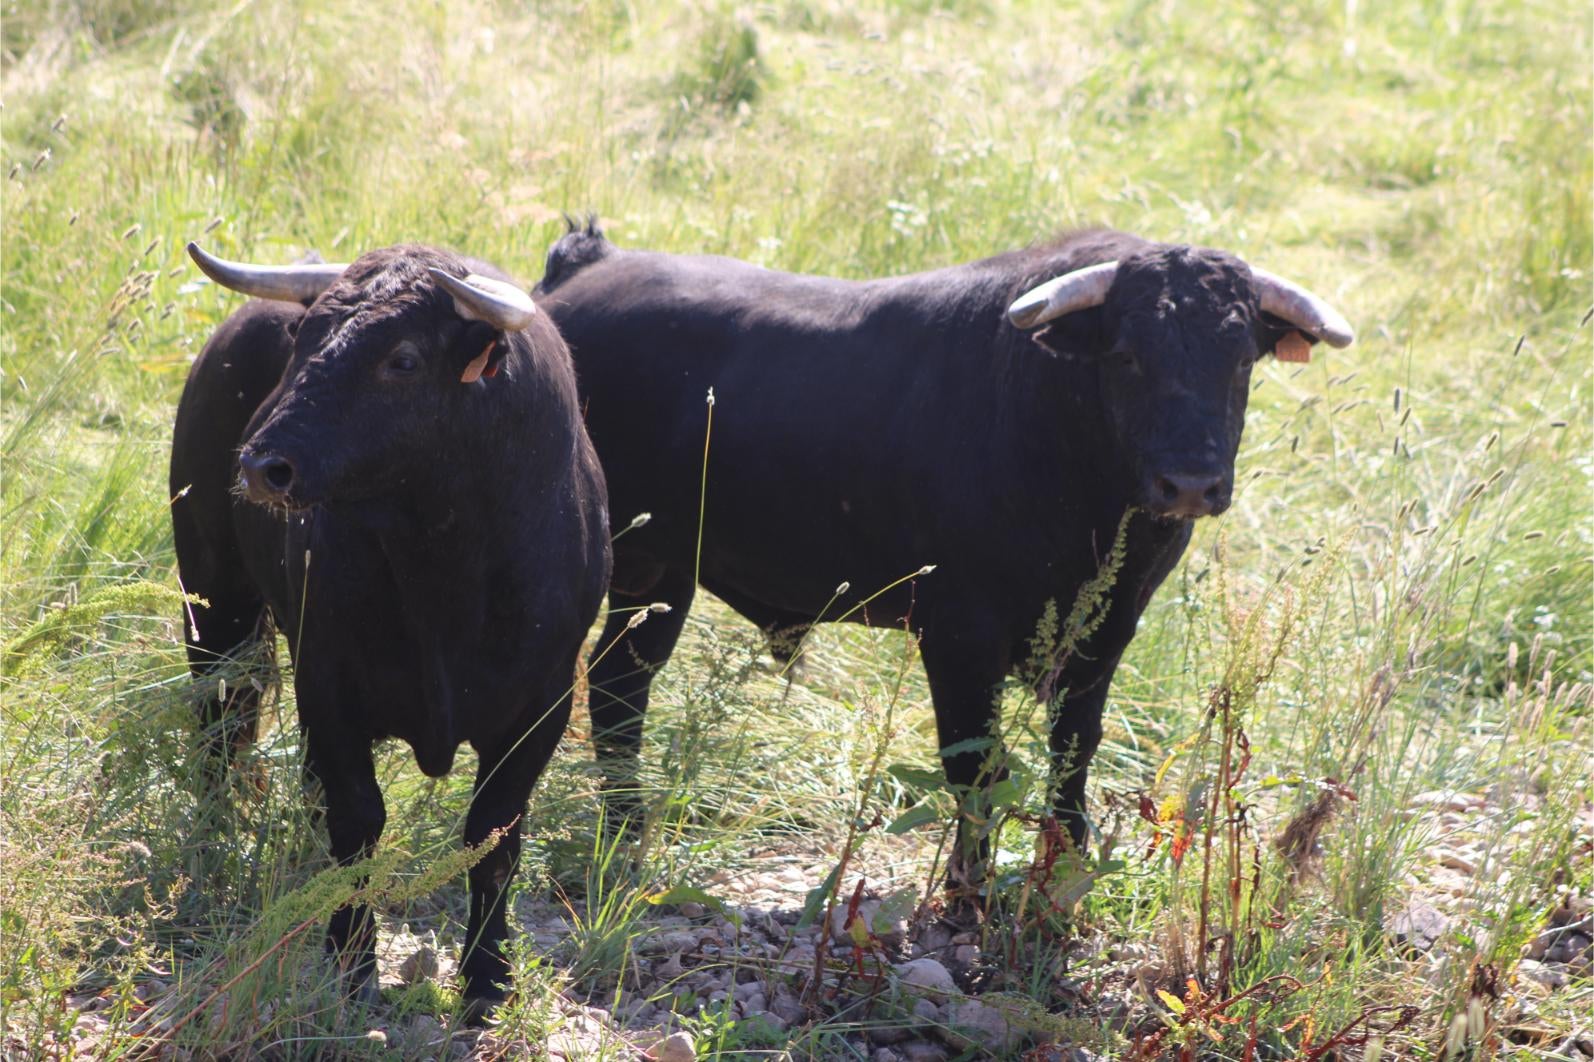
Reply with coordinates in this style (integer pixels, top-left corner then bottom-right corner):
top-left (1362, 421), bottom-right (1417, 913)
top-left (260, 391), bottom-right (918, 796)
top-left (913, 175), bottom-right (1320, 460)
top-left (2, 0), bottom-right (1589, 1056)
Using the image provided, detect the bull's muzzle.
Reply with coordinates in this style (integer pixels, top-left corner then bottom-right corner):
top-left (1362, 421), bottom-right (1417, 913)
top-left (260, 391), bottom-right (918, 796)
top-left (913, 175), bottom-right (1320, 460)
top-left (1143, 471), bottom-right (1231, 519)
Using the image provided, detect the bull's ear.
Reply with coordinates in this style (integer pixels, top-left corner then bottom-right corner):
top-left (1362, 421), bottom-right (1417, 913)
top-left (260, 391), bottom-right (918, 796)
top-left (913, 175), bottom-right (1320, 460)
top-left (1258, 312), bottom-right (1319, 363)
top-left (1029, 306), bottom-right (1104, 359)
top-left (456, 320), bottom-right (504, 383)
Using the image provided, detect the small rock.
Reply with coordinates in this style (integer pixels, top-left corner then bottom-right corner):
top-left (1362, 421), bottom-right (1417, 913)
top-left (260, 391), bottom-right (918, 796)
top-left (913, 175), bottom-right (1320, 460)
top-left (548, 1031), bottom-right (593, 1059)
top-left (769, 989), bottom-right (806, 1024)
top-left (1391, 901), bottom-right (1451, 954)
top-left (896, 958), bottom-right (957, 999)
top-left (398, 946), bottom-right (439, 986)
top-left (679, 902), bottom-right (707, 919)
top-left (871, 1019), bottom-right (914, 1045)
top-left (1411, 789), bottom-right (1484, 812)
top-left (830, 897), bottom-right (908, 949)
top-left (1548, 931), bottom-right (1592, 964)
top-left (409, 1015), bottom-right (447, 1048)
top-left (733, 980), bottom-right (763, 1002)
top-left (641, 930), bottom-right (703, 955)
top-left (952, 944), bottom-right (978, 967)
top-left (1440, 852), bottom-right (1478, 874)
top-left (898, 1041), bottom-right (950, 1062)
top-left (1518, 959), bottom-right (1569, 989)
top-left (874, 1050), bottom-right (905, 1062)
top-left (68, 993), bottom-right (113, 1014)
top-left (912, 923), bottom-right (956, 958)
top-left (132, 980), bottom-right (169, 1003)
top-left (942, 998), bottom-right (1018, 1053)
top-left (738, 991), bottom-right (766, 1016)
top-left (911, 999), bottom-right (940, 1024)
top-left (652, 1030), bottom-right (696, 1062)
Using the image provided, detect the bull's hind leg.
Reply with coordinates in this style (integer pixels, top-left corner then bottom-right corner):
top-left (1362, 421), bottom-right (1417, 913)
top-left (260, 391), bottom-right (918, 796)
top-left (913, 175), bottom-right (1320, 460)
top-left (586, 567), bottom-right (695, 833)
top-left (173, 512), bottom-right (273, 783)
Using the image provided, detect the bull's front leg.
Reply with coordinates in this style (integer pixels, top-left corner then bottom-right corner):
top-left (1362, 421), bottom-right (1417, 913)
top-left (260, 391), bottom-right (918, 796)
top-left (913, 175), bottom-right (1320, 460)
top-left (919, 627), bottom-right (1013, 900)
top-left (1044, 652), bottom-right (1121, 852)
top-left (460, 681), bottom-right (574, 1019)
top-left (304, 726), bottom-right (386, 1003)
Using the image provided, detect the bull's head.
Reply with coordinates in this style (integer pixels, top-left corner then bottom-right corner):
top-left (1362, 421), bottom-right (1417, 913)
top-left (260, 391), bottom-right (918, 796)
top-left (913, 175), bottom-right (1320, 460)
top-left (1006, 246), bottom-right (1353, 519)
top-left (188, 242), bottom-right (538, 510)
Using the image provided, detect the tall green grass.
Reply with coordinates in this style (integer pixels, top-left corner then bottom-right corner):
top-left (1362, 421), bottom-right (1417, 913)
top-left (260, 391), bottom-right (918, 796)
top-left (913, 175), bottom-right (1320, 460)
top-left (2, 0), bottom-right (1589, 1056)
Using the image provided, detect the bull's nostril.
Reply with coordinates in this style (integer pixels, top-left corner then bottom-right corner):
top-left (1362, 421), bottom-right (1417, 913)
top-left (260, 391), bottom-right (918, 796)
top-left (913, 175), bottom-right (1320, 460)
top-left (241, 451), bottom-right (297, 498)
top-left (1156, 477), bottom-right (1179, 503)
top-left (262, 459), bottom-right (295, 492)
top-left (1204, 484), bottom-right (1222, 503)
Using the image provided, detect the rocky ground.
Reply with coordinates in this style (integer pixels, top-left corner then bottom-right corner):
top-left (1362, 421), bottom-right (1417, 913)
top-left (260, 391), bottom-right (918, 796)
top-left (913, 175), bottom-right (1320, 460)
top-left (39, 788), bottom-right (1593, 1059)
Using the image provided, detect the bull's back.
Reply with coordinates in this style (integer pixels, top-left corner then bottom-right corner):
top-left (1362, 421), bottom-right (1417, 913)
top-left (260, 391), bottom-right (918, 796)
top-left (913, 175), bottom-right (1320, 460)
top-left (545, 251), bottom-right (1007, 613)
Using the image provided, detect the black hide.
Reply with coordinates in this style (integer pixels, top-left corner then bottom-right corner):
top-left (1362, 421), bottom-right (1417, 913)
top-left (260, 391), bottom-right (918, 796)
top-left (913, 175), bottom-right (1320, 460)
top-left (170, 244), bottom-right (610, 1006)
top-left (537, 221), bottom-right (1304, 870)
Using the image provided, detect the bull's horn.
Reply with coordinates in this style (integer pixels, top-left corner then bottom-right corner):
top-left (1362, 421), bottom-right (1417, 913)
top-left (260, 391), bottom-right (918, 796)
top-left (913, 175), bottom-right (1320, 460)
top-left (1007, 261), bottom-right (1120, 329)
top-left (187, 242), bottom-right (346, 303)
top-left (429, 268), bottom-right (537, 333)
top-left (1251, 268), bottom-right (1355, 348)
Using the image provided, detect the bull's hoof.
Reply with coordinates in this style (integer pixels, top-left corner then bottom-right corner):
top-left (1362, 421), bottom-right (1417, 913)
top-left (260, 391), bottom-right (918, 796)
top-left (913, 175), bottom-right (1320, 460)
top-left (461, 989), bottom-right (507, 1027)
top-left (939, 891), bottom-right (987, 933)
top-left (336, 971), bottom-right (381, 1009)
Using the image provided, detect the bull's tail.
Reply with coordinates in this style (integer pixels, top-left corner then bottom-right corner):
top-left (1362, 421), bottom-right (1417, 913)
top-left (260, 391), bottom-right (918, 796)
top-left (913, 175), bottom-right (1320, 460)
top-left (539, 214), bottom-right (613, 293)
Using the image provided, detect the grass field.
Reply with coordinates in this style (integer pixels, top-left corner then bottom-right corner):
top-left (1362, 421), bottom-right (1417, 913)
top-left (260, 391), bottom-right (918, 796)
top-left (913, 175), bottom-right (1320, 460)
top-left (2, 0), bottom-right (1590, 1057)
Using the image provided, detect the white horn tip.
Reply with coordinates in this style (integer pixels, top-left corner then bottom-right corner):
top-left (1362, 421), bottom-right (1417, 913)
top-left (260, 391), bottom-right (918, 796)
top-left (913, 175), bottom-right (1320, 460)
top-left (1006, 292), bottom-right (1048, 329)
top-left (187, 241), bottom-right (216, 272)
top-left (1321, 321), bottom-right (1356, 349)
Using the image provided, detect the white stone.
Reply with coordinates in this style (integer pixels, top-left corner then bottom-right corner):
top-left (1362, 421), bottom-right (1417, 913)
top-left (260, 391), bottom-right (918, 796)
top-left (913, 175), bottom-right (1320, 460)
top-left (896, 958), bottom-right (957, 999)
top-left (652, 1030), bottom-right (696, 1062)
top-left (1518, 959), bottom-right (1569, 989)
top-left (943, 998), bottom-right (1018, 1053)
top-left (398, 946), bottom-right (438, 985)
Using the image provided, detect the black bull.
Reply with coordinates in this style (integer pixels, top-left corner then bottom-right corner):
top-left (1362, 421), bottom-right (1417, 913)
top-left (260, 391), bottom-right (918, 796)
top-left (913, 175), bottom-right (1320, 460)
top-left (170, 244), bottom-right (610, 1009)
top-left (537, 222), bottom-right (1352, 867)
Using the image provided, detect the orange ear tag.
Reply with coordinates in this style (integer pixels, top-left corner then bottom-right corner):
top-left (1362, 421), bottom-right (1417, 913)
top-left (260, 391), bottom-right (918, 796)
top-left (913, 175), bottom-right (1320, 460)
top-left (1275, 329), bottom-right (1312, 364)
top-left (460, 339), bottom-right (497, 383)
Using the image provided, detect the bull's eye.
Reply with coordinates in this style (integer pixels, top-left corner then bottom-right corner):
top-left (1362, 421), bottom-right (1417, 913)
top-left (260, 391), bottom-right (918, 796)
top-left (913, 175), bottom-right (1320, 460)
top-left (385, 351), bottom-right (420, 376)
top-left (1111, 348), bottom-right (1138, 372)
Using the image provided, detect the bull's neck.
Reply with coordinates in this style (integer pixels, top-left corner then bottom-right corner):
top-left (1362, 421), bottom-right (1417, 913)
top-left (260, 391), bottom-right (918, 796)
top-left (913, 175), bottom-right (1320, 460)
top-left (1002, 350), bottom-right (1133, 515)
